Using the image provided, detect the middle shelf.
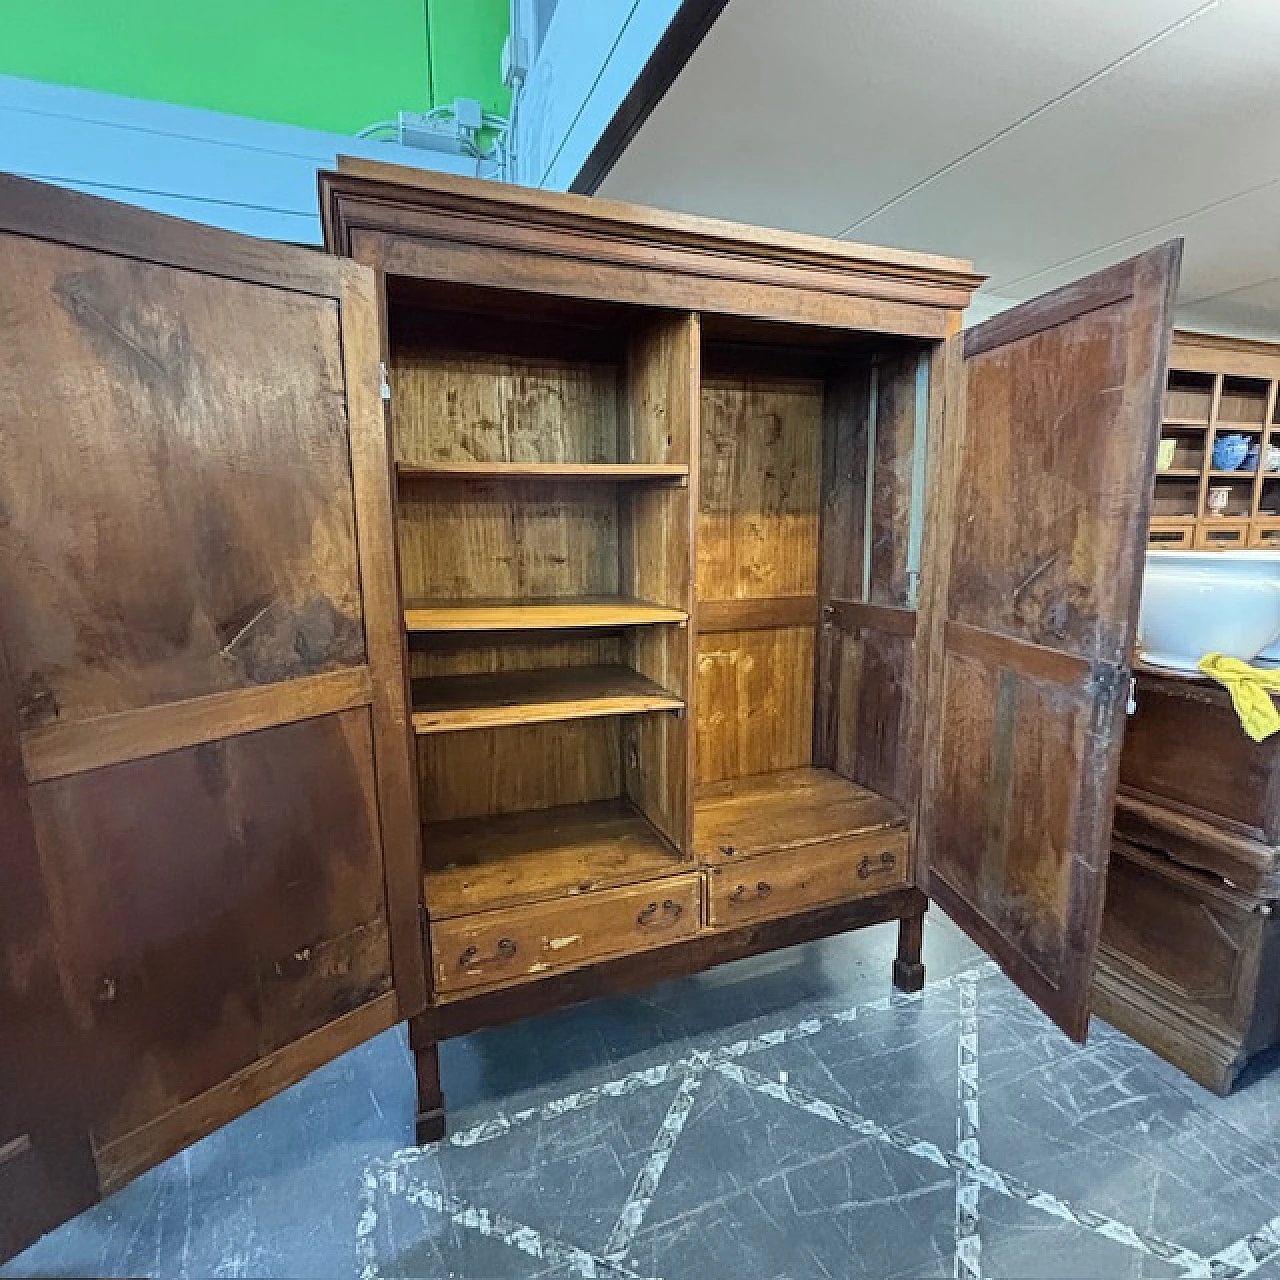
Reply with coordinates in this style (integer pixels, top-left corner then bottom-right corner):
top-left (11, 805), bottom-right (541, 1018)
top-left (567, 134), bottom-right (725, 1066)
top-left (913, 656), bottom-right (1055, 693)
top-left (404, 596), bottom-right (688, 634)
top-left (411, 663), bottom-right (683, 734)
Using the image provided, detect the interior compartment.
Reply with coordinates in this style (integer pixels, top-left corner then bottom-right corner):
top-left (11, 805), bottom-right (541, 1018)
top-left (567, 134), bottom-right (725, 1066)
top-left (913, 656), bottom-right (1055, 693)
top-left (1152, 475), bottom-right (1201, 517)
top-left (1164, 370), bottom-right (1214, 423)
top-left (691, 321), bottom-right (929, 870)
top-left (388, 283), bottom-right (695, 912)
top-left (1217, 375), bottom-right (1270, 426)
top-left (1157, 426), bottom-right (1206, 473)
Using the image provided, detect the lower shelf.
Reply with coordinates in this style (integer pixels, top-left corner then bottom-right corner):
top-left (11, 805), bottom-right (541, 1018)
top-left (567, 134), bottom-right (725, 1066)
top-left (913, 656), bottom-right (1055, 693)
top-left (424, 798), bottom-right (685, 918)
top-left (411, 665), bottom-right (683, 735)
top-left (693, 766), bottom-right (907, 861)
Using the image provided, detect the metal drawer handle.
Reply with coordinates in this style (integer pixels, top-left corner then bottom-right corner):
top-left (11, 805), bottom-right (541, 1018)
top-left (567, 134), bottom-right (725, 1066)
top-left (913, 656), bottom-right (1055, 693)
top-left (857, 851), bottom-right (897, 880)
top-left (719, 844), bottom-right (736, 857)
top-left (729, 881), bottom-right (772, 905)
top-left (458, 937), bottom-right (517, 969)
top-left (637, 899), bottom-right (683, 929)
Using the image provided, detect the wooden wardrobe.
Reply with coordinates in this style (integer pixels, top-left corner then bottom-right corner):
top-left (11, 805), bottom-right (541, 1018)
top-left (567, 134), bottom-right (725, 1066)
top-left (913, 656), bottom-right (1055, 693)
top-left (0, 160), bottom-right (1179, 1260)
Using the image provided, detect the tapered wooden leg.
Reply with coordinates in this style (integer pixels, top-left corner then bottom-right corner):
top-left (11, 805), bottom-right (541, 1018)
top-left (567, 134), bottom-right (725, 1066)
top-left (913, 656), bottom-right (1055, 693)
top-left (410, 1016), bottom-right (446, 1144)
top-left (893, 911), bottom-right (926, 993)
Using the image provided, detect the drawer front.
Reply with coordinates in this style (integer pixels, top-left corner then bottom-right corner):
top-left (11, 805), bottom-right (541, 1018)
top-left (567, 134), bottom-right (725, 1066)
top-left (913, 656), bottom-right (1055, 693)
top-left (1250, 519), bottom-right (1280, 549)
top-left (1147, 521), bottom-right (1195, 549)
top-left (1195, 520), bottom-right (1249, 550)
top-left (706, 831), bottom-right (908, 928)
top-left (431, 873), bottom-right (702, 995)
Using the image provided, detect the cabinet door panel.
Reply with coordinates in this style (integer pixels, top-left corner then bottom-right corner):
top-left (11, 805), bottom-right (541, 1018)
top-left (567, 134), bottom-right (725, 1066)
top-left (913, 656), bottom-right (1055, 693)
top-left (0, 174), bottom-right (422, 1259)
top-left (920, 243), bottom-right (1181, 1041)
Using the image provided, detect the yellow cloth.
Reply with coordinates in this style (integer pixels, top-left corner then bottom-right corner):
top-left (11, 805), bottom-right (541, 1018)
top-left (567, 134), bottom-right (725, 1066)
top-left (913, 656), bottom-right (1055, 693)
top-left (1197, 653), bottom-right (1280, 742)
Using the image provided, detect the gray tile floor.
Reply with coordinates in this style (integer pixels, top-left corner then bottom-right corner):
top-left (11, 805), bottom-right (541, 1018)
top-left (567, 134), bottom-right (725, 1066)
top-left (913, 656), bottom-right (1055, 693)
top-left (6, 913), bottom-right (1280, 1279)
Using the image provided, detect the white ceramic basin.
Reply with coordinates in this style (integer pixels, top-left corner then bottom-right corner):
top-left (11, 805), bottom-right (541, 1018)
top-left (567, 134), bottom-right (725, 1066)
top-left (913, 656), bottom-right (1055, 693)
top-left (1139, 550), bottom-right (1280, 673)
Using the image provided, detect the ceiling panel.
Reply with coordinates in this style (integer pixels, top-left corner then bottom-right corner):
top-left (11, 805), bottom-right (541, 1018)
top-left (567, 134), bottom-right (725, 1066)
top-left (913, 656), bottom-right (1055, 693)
top-left (601, 0), bottom-right (1280, 337)
top-left (851, 0), bottom-right (1280, 290)
top-left (601, 0), bottom-right (1209, 234)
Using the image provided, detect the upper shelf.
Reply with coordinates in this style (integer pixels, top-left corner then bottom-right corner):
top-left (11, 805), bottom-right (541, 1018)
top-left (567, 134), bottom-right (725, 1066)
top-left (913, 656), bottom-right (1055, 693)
top-left (397, 460), bottom-right (688, 483)
top-left (404, 596), bottom-right (688, 634)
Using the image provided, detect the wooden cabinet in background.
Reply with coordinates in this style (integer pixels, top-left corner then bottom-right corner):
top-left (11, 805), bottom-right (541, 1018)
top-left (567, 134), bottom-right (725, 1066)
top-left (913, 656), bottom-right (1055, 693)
top-left (0, 163), bottom-right (1180, 1260)
top-left (1151, 331), bottom-right (1280, 549)
top-left (1093, 669), bottom-right (1280, 1093)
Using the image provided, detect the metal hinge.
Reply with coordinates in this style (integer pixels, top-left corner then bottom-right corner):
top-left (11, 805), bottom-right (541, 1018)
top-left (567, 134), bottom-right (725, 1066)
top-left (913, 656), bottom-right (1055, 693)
top-left (379, 361), bottom-right (392, 402)
top-left (1088, 663), bottom-right (1130, 736)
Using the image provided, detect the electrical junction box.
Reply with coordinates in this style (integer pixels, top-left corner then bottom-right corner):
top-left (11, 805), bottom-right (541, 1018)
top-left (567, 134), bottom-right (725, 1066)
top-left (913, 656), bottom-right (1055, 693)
top-left (395, 111), bottom-right (465, 154)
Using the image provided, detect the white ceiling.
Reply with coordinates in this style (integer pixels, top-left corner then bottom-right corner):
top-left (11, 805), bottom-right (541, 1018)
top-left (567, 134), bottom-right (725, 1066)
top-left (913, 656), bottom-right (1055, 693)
top-left (600, 0), bottom-right (1280, 337)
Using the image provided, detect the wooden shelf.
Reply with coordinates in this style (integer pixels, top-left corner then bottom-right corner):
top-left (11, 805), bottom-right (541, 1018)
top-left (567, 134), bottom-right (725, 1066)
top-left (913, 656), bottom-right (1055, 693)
top-left (1162, 417), bottom-right (1209, 428)
top-left (397, 461), bottom-right (688, 482)
top-left (424, 799), bottom-right (684, 917)
top-left (1155, 469), bottom-right (1202, 479)
top-left (693, 766), bottom-right (906, 861)
top-left (1214, 421), bottom-right (1265, 432)
top-left (411, 665), bottom-right (683, 734)
top-left (1209, 471), bottom-right (1257, 480)
top-left (404, 596), bottom-right (688, 634)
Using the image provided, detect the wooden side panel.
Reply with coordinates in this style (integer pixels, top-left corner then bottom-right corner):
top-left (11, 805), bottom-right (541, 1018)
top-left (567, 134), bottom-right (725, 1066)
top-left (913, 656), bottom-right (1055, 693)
top-left (622, 314), bottom-right (698, 853)
top-left (390, 347), bottom-right (620, 466)
top-left (398, 478), bottom-right (620, 603)
top-left (0, 234), bottom-right (364, 729)
top-left (815, 354), bottom-right (925, 810)
top-left (869, 351), bottom-right (923, 608)
top-left (697, 374), bottom-right (822, 783)
top-left (921, 244), bottom-right (1182, 1041)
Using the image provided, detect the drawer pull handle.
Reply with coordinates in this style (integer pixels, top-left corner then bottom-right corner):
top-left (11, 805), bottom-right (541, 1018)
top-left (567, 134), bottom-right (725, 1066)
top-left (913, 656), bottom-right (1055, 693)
top-left (857, 851), bottom-right (897, 880)
top-left (719, 845), bottom-right (736, 857)
top-left (729, 881), bottom-right (772, 905)
top-left (458, 937), bottom-right (517, 970)
top-left (637, 899), bottom-right (683, 929)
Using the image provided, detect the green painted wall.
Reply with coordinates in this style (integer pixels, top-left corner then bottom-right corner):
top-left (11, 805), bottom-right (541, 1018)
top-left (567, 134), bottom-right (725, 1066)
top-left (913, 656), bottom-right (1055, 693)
top-left (0, 0), bottom-right (509, 135)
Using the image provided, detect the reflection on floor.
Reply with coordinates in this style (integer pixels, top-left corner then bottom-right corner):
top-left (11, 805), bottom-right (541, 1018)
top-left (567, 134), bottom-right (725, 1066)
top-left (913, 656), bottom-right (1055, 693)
top-left (6, 913), bottom-right (1280, 1279)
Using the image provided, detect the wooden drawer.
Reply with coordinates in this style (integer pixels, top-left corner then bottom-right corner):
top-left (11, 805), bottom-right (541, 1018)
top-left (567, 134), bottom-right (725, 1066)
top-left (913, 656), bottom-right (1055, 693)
top-left (1194, 519), bottom-right (1250, 549)
top-left (1147, 521), bottom-right (1194, 549)
top-left (705, 830), bottom-right (908, 928)
top-left (1250, 519), bottom-right (1280, 549)
top-left (431, 873), bottom-right (702, 995)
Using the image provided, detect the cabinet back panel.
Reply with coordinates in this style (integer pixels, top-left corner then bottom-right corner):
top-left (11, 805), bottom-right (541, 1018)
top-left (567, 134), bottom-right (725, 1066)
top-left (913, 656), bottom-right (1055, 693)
top-left (698, 377), bottom-right (823, 601)
top-left (398, 479), bottom-right (620, 602)
top-left (0, 234), bottom-right (364, 730)
top-left (696, 627), bottom-right (815, 784)
top-left (697, 375), bottom-right (822, 783)
top-left (418, 719), bottom-right (621, 825)
top-left (391, 348), bottom-right (621, 466)
top-left (409, 637), bottom-right (624, 680)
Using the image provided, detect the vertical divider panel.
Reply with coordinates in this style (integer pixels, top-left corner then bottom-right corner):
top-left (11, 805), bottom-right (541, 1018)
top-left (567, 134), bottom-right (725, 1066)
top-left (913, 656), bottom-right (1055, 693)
top-left (620, 312), bottom-right (699, 856)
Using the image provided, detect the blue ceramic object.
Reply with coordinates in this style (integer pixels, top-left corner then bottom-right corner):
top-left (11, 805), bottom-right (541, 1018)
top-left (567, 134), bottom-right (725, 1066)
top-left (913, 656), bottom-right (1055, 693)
top-left (1213, 432), bottom-right (1250, 471)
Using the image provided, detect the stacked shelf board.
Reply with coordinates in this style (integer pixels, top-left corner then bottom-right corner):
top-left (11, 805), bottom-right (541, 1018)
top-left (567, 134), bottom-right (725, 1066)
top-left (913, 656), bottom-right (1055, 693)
top-left (1150, 333), bottom-right (1280, 549)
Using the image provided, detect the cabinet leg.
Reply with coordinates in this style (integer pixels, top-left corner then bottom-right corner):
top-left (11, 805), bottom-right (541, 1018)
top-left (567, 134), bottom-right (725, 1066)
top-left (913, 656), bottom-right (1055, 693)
top-left (410, 1018), bottom-right (446, 1145)
top-left (893, 912), bottom-right (926, 993)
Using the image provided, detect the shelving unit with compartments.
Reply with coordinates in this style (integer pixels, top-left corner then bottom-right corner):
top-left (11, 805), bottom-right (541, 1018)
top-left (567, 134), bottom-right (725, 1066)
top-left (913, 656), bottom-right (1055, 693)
top-left (1150, 331), bottom-right (1280, 550)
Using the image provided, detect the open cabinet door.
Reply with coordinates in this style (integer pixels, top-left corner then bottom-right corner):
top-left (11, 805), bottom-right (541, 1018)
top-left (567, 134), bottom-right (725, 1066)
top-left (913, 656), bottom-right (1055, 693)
top-left (0, 175), bottom-right (423, 1260)
top-left (919, 243), bottom-right (1181, 1042)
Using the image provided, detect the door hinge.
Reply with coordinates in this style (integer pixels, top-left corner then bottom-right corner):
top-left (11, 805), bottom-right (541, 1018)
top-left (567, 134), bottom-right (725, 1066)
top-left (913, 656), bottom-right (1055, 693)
top-left (1087, 663), bottom-right (1130, 736)
top-left (379, 361), bottom-right (392, 402)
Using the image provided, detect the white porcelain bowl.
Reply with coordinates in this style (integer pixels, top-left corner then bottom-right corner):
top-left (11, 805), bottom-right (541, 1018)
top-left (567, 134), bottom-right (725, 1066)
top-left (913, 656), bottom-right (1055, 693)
top-left (1139, 550), bottom-right (1280, 673)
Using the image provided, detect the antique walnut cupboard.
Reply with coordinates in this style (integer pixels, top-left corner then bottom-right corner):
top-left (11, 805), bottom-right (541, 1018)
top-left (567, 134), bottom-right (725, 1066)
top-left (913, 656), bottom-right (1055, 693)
top-left (0, 160), bottom-right (1179, 1259)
